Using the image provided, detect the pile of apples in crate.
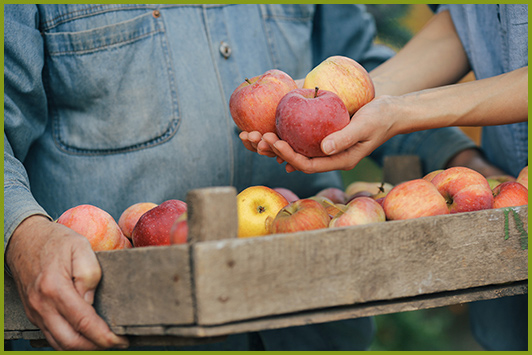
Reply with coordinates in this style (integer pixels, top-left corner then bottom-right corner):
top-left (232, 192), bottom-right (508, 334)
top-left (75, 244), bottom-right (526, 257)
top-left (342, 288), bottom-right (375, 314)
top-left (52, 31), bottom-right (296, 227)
top-left (55, 55), bottom-right (528, 249)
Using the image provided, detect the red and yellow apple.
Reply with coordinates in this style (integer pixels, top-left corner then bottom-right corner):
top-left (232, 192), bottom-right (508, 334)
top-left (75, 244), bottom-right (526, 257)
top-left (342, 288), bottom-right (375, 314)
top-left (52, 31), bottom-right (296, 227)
top-left (303, 55), bottom-right (375, 116)
top-left (229, 69), bottom-right (297, 134)
top-left (329, 196), bottom-right (385, 228)
top-left (275, 87), bottom-right (350, 157)
top-left (431, 167), bottom-right (493, 213)
top-left (170, 212), bottom-right (188, 244)
top-left (516, 166), bottom-right (528, 189)
top-left (270, 199), bottom-right (331, 234)
top-left (237, 186), bottom-right (289, 238)
top-left (345, 181), bottom-right (393, 201)
top-left (422, 169), bottom-right (444, 183)
top-left (383, 179), bottom-right (449, 220)
top-left (118, 202), bottom-right (158, 239)
top-left (132, 199), bottom-right (187, 247)
top-left (486, 174), bottom-right (516, 190)
top-left (57, 204), bottom-right (132, 251)
top-left (492, 181), bottom-right (528, 209)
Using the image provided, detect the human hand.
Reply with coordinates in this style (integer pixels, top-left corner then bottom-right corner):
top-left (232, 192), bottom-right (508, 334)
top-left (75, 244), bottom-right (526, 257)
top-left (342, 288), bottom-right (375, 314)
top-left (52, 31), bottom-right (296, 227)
top-left (446, 148), bottom-right (508, 177)
top-left (5, 215), bottom-right (129, 350)
top-left (261, 96), bottom-right (398, 174)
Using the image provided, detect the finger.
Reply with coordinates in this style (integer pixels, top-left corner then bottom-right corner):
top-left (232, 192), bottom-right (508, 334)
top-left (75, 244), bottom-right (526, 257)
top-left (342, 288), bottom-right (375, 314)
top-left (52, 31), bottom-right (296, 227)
top-left (256, 139), bottom-right (276, 157)
top-left (55, 283), bottom-right (128, 349)
top-left (320, 120), bottom-right (364, 156)
top-left (247, 131), bottom-right (263, 145)
top-left (70, 241), bottom-right (101, 304)
top-left (42, 310), bottom-right (104, 351)
top-left (239, 132), bottom-right (258, 152)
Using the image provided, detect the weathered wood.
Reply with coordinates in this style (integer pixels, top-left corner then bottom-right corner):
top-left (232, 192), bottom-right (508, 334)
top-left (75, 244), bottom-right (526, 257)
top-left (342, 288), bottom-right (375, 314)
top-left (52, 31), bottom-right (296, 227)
top-left (383, 155), bottom-right (423, 184)
top-left (193, 206), bottom-right (527, 325)
top-left (8, 281), bottom-right (525, 341)
top-left (187, 186), bottom-right (238, 243)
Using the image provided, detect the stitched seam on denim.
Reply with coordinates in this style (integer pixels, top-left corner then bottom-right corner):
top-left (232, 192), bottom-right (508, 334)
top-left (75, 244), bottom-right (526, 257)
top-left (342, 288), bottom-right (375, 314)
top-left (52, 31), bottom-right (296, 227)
top-left (47, 28), bottom-right (163, 56)
top-left (260, 5), bottom-right (280, 70)
top-left (41, 5), bottom-right (153, 31)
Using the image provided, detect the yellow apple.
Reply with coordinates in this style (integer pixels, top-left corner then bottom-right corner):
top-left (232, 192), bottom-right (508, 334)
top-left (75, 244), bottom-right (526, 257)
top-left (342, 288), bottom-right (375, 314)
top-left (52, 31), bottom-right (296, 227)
top-left (237, 186), bottom-right (289, 238)
top-left (516, 166), bottom-right (528, 189)
top-left (345, 181), bottom-right (393, 201)
top-left (303, 55), bottom-right (375, 116)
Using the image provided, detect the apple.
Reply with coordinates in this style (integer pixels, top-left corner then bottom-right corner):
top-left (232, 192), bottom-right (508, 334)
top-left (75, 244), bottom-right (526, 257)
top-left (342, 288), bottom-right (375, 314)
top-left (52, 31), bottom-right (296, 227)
top-left (492, 181), bottom-right (528, 209)
top-left (273, 187), bottom-right (300, 203)
top-left (303, 55), bottom-right (375, 116)
top-left (383, 179), bottom-right (449, 220)
top-left (270, 199), bottom-right (331, 234)
top-left (237, 185), bottom-right (289, 238)
top-left (345, 181), bottom-right (394, 201)
top-left (431, 167), bottom-right (494, 213)
top-left (316, 187), bottom-right (347, 204)
top-left (132, 199), bottom-right (187, 247)
top-left (516, 166), bottom-right (528, 189)
top-left (170, 212), bottom-right (188, 244)
top-left (229, 69), bottom-right (298, 134)
top-left (57, 204), bottom-right (132, 251)
top-left (329, 196), bottom-right (385, 228)
top-left (118, 202), bottom-right (158, 239)
top-left (275, 87), bottom-right (350, 157)
top-left (486, 174), bottom-right (516, 190)
top-left (422, 169), bottom-right (444, 183)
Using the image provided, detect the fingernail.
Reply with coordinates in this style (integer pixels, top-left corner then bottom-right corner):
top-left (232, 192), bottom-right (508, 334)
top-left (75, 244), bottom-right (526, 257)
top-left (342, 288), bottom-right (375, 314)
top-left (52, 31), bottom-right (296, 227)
top-left (322, 140), bottom-right (336, 155)
top-left (84, 290), bottom-right (95, 304)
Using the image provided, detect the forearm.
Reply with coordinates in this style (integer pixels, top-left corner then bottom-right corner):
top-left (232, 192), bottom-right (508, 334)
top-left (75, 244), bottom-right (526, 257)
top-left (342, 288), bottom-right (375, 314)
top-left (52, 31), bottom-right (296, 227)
top-left (392, 66), bottom-right (528, 134)
top-left (371, 10), bottom-right (470, 97)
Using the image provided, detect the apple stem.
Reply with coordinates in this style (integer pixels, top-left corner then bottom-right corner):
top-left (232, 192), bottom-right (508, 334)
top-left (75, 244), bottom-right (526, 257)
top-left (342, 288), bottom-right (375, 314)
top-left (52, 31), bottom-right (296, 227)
top-left (245, 78), bottom-right (252, 85)
top-left (314, 87), bottom-right (319, 98)
top-left (378, 181), bottom-right (385, 193)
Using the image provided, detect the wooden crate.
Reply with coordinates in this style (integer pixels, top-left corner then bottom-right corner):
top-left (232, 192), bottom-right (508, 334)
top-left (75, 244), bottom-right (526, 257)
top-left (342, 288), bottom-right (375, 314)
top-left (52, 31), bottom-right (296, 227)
top-left (4, 167), bottom-right (528, 345)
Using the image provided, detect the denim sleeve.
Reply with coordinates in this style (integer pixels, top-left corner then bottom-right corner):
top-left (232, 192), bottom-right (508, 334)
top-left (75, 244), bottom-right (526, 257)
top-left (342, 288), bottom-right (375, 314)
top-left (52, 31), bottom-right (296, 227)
top-left (370, 127), bottom-right (478, 175)
top-left (311, 4), bottom-right (395, 71)
top-left (4, 5), bottom-right (52, 250)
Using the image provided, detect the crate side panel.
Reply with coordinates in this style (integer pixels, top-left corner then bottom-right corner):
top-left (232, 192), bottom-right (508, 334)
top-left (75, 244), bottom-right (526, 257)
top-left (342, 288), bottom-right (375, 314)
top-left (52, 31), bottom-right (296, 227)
top-left (193, 206), bottom-right (528, 325)
top-left (94, 244), bottom-right (194, 326)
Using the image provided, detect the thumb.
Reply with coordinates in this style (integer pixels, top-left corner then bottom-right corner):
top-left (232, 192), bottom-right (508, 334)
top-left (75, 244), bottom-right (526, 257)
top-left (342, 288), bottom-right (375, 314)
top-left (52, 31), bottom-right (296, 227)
top-left (71, 240), bottom-right (102, 305)
top-left (321, 122), bottom-right (361, 155)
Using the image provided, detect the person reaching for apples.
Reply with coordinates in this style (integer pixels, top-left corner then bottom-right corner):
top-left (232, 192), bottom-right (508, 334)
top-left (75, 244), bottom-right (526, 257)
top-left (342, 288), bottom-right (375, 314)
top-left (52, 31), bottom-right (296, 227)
top-left (245, 4), bottom-right (528, 351)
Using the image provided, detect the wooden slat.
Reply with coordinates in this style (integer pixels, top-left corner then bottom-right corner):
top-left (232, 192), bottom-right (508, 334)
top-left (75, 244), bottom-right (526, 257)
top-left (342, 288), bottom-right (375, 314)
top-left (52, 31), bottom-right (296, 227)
top-left (193, 206), bottom-right (528, 325)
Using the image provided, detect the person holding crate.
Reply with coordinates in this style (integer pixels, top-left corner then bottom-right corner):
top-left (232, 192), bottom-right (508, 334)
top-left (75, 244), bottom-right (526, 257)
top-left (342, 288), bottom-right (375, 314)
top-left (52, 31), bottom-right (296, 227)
top-left (254, 4), bottom-right (528, 351)
top-left (4, 4), bottom-right (506, 351)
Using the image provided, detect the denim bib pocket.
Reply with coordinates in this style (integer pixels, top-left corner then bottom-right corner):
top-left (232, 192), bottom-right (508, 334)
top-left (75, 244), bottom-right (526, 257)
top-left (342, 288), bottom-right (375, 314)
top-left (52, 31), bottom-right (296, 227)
top-left (42, 10), bottom-right (180, 155)
top-left (260, 4), bottom-right (314, 79)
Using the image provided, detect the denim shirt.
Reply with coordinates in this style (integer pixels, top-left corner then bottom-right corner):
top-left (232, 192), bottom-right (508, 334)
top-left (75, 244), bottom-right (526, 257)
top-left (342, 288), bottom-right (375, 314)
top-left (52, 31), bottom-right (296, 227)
top-left (4, 4), bottom-right (476, 248)
top-left (437, 4), bottom-right (529, 176)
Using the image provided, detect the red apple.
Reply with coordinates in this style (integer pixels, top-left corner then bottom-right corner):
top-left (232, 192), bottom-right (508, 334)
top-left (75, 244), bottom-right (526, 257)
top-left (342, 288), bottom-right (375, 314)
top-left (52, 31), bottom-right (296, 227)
top-left (57, 204), bottom-right (132, 251)
top-left (270, 199), bottom-right (331, 234)
top-left (303, 55), bottom-right (375, 116)
top-left (316, 187), bottom-right (347, 204)
top-left (492, 181), bottom-right (528, 209)
top-left (383, 179), bottom-right (449, 220)
top-left (132, 199), bottom-right (187, 247)
top-left (516, 166), bottom-right (528, 189)
top-left (273, 187), bottom-right (300, 203)
top-left (345, 181), bottom-right (394, 202)
top-left (275, 87), bottom-right (350, 157)
top-left (170, 212), bottom-right (188, 244)
top-left (118, 202), bottom-right (158, 239)
top-left (329, 196), bottom-right (385, 228)
top-left (431, 167), bottom-right (494, 213)
top-left (229, 69), bottom-right (298, 134)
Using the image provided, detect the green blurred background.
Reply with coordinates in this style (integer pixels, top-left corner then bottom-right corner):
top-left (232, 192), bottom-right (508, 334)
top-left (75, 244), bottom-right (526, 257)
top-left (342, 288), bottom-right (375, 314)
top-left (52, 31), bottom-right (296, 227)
top-left (341, 5), bottom-right (484, 351)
